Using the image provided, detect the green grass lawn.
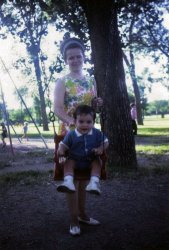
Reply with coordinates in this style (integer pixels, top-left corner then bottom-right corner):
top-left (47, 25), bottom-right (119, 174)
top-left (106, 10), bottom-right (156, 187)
top-left (9, 115), bottom-right (169, 137)
top-left (136, 144), bottom-right (169, 154)
top-left (10, 122), bottom-right (59, 138)
top-left (138, 115), bottom-right (169, 136)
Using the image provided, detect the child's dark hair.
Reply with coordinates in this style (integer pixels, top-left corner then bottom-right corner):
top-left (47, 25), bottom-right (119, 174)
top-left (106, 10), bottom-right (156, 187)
top-left (73, 105), bottom-right (96, 122)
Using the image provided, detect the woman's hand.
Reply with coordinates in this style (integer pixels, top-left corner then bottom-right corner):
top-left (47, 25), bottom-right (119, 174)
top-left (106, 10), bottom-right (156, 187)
top-left (96, 97), bottom-right (103, 107)
top-left (67, 119), bottom-right (75, 127)
top-left (92, 97), bottom-right (103, 109)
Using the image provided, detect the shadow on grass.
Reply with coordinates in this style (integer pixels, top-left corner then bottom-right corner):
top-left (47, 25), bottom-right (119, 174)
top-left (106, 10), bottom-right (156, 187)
top-left (0, 170), bottom-right (53, 187)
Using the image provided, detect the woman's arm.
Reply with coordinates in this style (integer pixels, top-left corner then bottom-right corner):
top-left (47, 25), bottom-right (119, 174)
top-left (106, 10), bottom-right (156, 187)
top-left (54, 78), bottom-right (74, 125)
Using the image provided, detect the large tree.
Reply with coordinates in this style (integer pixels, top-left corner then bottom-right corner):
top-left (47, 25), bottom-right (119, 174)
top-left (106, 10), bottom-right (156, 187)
top-left (40, 0), bottom-right (164, 167)
top-left (52, 0), bottom-right (138, 167)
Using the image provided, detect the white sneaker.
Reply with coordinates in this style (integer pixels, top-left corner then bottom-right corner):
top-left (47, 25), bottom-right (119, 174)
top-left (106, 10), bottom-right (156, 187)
top-left (57, 180), bottom-right (76, 193)
top-left (69, 226), bottom-right (81, 236)
top-left (86, 181), bottom-right (101, 195)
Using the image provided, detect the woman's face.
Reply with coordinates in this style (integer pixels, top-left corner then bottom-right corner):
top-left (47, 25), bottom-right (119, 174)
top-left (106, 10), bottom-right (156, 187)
top-left (65, 48), bottom-right (84, 72)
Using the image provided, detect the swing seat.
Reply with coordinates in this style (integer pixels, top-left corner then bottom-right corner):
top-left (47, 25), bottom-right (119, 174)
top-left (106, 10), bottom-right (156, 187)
top-left (53, 133), bottom-right (107, 181)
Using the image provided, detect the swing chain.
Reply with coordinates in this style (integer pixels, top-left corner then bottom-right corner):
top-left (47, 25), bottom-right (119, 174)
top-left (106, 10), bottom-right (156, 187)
top-left (49, 110), bottom-right (55, 122)
top-left (46, 82), bottom-right (56, 123)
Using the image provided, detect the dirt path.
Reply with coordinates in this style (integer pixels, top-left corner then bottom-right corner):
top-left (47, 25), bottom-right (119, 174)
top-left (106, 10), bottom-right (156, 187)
top-left (0, 137), bottom-right (169, 250)
top-left (0, 175), bottom-right (169, 250)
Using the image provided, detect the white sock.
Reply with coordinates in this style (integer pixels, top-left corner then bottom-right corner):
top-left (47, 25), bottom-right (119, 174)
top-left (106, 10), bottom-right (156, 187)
top-left (91, 176), bottom-right (100, 182)
top-left (64, 175), bottom-right (73, 182)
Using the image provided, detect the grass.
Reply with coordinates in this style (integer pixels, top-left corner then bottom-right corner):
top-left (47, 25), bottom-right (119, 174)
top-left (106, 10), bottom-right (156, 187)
top-left (8, 114), bottom-right (169, 137)
top-left (0, 170), bottom-right (53, 186)
top-left (138, 115), bottom-right (169, 136)
top-left (136, 144), bottom-right (169, 154)
top-left (136, 115), bottom-right (169, 159)
top-left (10, 122), bottom-right (59, 138)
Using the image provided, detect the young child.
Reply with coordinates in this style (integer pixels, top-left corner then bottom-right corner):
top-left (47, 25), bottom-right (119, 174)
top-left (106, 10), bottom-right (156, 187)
top-left (21, 122), bottom-right (28, 141)
top-left (1, 122), bottom-right (7, 148)
top-left (57, 105), bottom-right (109, 195)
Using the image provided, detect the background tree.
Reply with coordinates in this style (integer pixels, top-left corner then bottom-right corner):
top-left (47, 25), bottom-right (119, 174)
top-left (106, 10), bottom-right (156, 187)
top-left (13, 86), bottom-right (28, 123)
top-left (146, 100), bottom-right (169, 117)
top-left (0, 0), bottom-right (53, 130)
top-left (119, 2), bottom-right (168, 125)
top-left (33, 95), bottom-right (42, 126)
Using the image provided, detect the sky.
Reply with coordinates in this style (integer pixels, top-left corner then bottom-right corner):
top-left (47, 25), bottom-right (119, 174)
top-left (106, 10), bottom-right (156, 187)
top-left (0, 27), bottom-right (169, 110)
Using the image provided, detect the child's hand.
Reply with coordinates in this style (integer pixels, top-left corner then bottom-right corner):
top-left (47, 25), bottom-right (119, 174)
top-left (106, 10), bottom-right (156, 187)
top-left (58, 156), bottom-right (67, 164)
top-left (92, 146), bottom-right (103, 155)
top-left (57, 150), bottom-right (66, 164)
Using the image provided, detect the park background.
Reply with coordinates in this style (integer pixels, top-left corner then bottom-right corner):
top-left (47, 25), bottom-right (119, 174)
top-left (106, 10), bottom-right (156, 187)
top-left (0, 1), bottom-right (169, 250)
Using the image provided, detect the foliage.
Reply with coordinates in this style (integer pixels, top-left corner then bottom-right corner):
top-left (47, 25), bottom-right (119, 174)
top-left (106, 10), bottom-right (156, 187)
top-left (146, 100), bottom-right (169, 115)
top-left (9, 108), bottom-right (32, 123)
top-left (0, 0), bottom-right (59, 130)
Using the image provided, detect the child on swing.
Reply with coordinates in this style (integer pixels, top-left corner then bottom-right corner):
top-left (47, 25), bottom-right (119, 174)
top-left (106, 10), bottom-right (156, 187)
top-left (57, 105), bottom-right (109, 196)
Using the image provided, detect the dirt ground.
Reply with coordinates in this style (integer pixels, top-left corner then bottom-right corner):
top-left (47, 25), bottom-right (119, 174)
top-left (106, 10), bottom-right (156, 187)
top-left (0, 137), bottom-right (169, 250)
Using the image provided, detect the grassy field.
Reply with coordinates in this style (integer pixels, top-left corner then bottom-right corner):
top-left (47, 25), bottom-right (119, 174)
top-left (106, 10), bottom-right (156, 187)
top-left (8, 115), bottom-right (169, 155)
top-left (138, 114), bottom-right (169, 136)
top-left (9, 114), bottom-right (169, 137)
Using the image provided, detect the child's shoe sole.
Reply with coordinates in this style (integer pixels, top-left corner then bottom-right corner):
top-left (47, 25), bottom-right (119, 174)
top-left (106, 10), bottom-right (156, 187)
top-left (57, 185), bottom-right (75, 193)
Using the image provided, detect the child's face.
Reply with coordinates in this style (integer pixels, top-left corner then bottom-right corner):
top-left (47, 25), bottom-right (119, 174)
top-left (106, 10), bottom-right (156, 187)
top-left (75, 114), bottom-right (94, 134)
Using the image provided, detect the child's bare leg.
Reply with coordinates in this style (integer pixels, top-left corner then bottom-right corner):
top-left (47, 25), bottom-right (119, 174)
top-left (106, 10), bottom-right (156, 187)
top-left (86, 159), bottom-right (102, 195)
top-left (64, 159), bottom-right (75, 177)
top-left (90, 158), bottom-right (102, 177)
top-left (57, 159), bottom-right (76, 193)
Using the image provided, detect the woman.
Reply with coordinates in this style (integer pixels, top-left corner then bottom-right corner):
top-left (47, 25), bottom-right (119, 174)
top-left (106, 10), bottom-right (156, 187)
top-left (54, 36), bottom-right (103, 236)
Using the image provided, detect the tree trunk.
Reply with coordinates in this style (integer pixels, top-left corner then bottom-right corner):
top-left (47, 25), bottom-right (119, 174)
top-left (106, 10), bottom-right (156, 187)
top-left (33, 52), bottom-right (49, 131)
top-left (129, 51), bottom-right (144, 125)
top-left (79, 0), bottom-right (137, 168)
top-left (123, 51), bottom-right (144, 125)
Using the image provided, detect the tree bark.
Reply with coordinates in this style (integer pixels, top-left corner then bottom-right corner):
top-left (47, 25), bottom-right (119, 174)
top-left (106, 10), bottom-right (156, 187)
top-left (33, 52), bottom-right (49, 131)
top-left (79, 0), bottom-right (137, 168)
top-left (123, 52), bottom-right (144, 125)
